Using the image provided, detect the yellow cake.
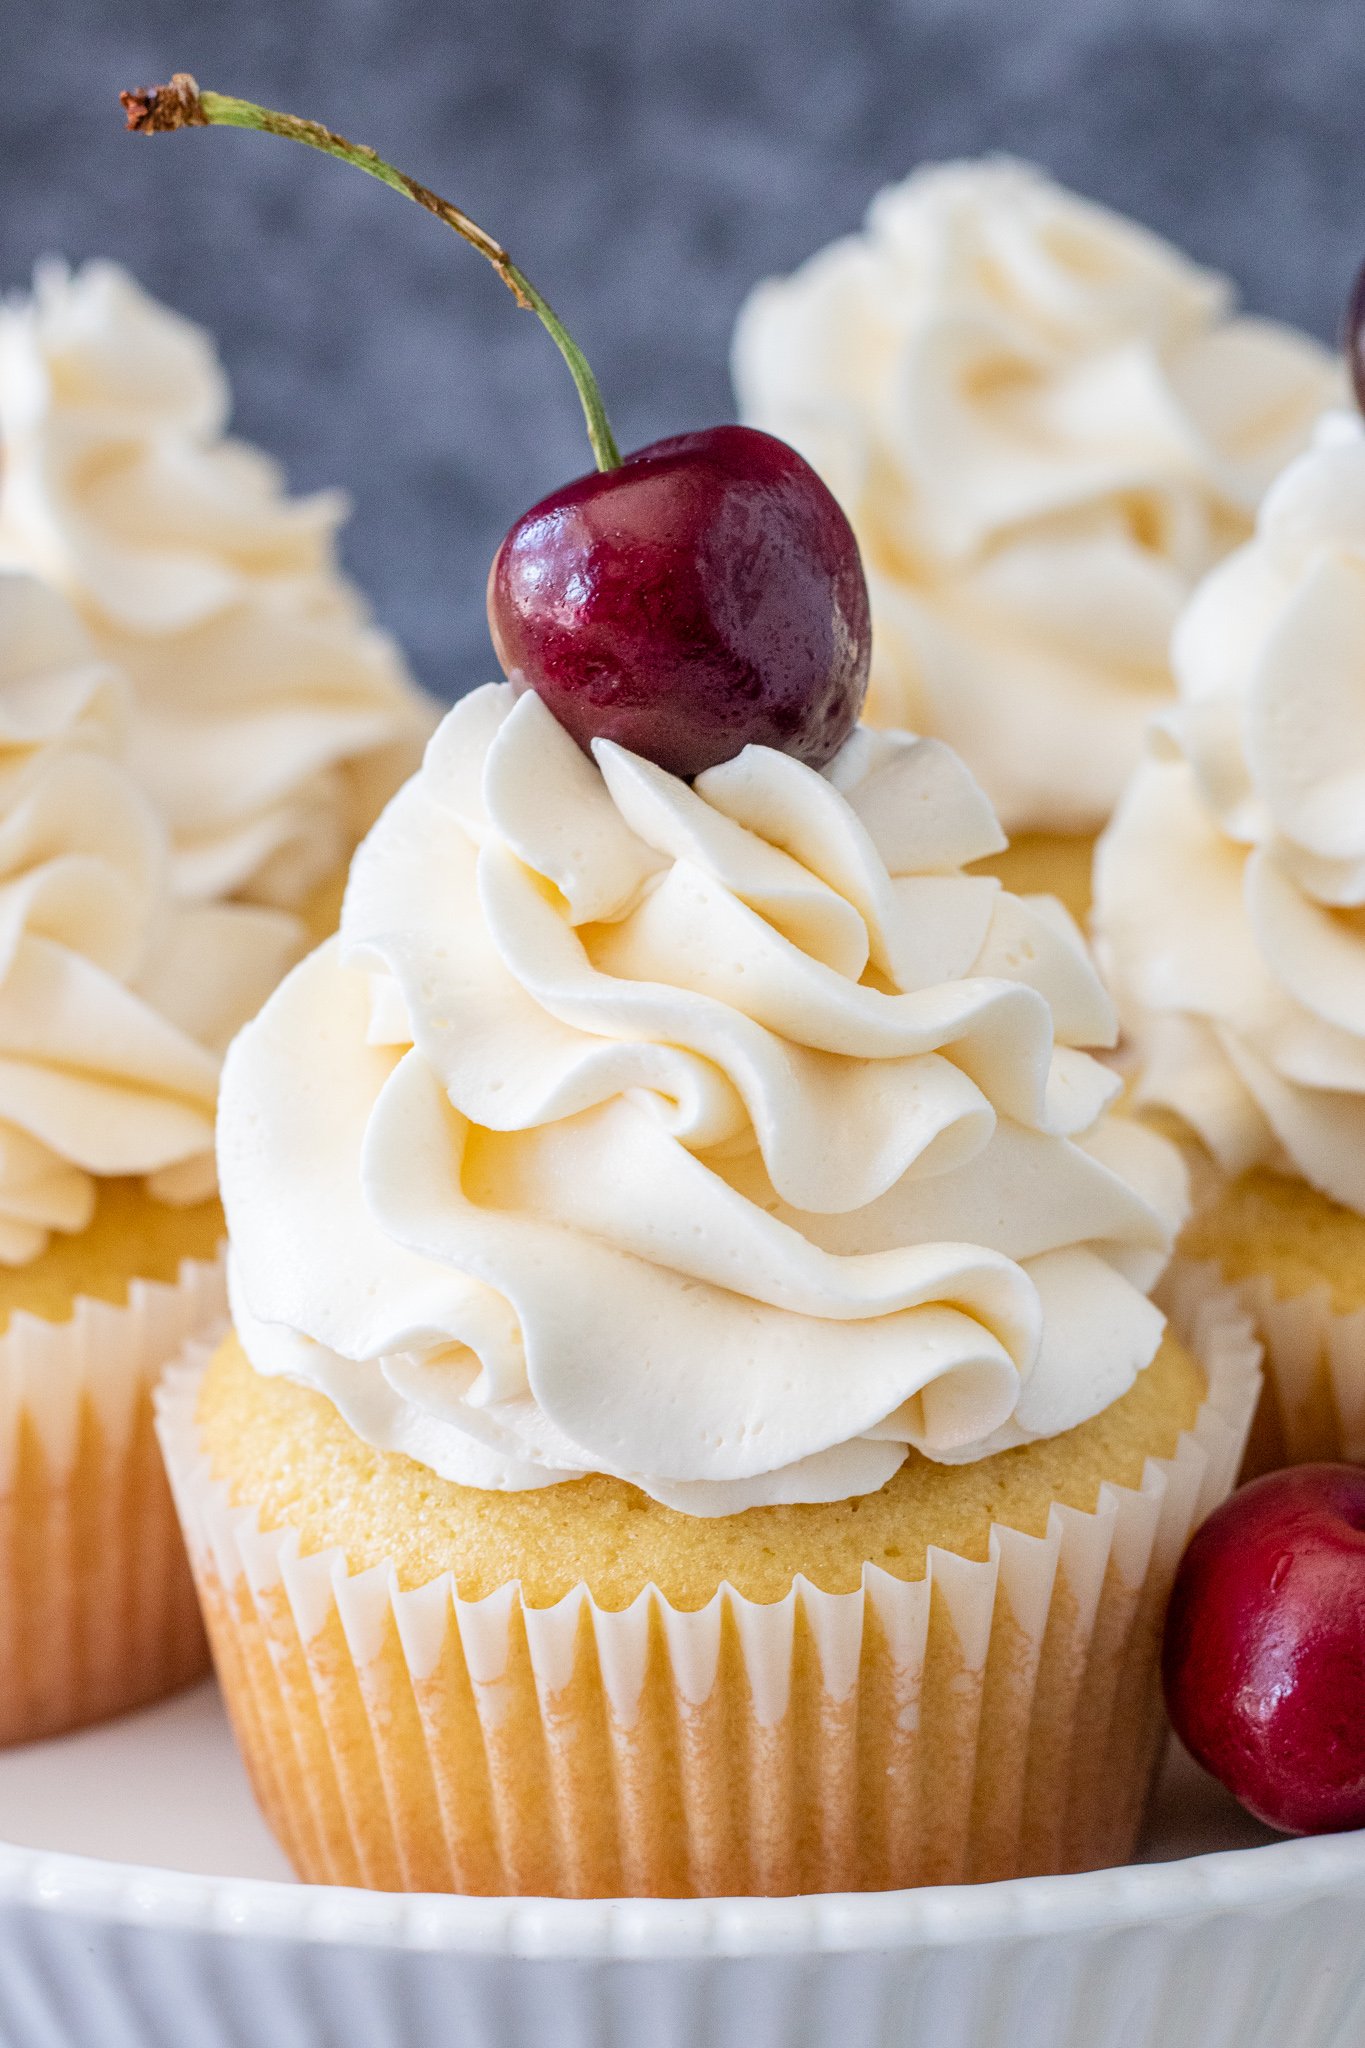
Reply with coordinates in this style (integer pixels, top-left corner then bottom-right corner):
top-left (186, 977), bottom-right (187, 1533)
top-left (0, 1181), bottom-right (224, 1334)
top-left (1180, 1170), bottom-right (1365, 1471)
top-left (972, 832), bottom-right (1095, 926)
top-left (1182, 1170), bottom-right (1365, 1320)
top-left (299, 863), bottom-right (353, 950)
top-left (198, 1327), bottom-right (1205, 1608)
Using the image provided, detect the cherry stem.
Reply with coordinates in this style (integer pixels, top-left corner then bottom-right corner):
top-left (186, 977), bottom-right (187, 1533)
top-left (120, 72), bottom-right (623, 473)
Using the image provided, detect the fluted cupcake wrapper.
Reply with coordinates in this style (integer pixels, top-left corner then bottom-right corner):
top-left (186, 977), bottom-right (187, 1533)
top-left (156, 1272), bottom-right (1259, 1900)
top-left (1171, 1254), bottom-right (1365, 1474)
top-left (0, 1255), bottom-right (226, 1746)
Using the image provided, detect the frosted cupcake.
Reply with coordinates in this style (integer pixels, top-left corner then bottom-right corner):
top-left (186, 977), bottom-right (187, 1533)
top-left (115, 67), bottom-right (1257, 1897)
top-left (0, 260), bottom-right (434, 927)
top-left (158, 684), bottom-right (1259, 1895)
top-left (0, 568), bottom-right (301, 1742)
top-left (732, 159), bottom-right (1336, 917)
top-left (1096, 408), bottom-right (1365, 1472)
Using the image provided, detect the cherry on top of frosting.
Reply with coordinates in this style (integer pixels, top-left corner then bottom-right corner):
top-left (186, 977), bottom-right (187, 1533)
top-left (488, 425), bottom-right (869, 780)
top-left (122, 74), bottom-right (870, 782)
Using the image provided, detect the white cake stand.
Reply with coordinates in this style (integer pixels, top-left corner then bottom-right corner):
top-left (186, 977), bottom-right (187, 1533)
top-left (0, 1680), bottom-right (1358, 2048)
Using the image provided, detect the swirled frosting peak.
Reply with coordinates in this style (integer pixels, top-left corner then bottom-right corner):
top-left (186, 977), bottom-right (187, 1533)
top-left (0, 569), bottom-right (304, 1266)
top-left (733, 158), bottom-right (1338, 835)
top-left (0, 260), bottom-right (435, 909)
top-left (1096, 409), bottom-right (1365, 1212)
top-left (220, 683), bottom-right (1186, 1512)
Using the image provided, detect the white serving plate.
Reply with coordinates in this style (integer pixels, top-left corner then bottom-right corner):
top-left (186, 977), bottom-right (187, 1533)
top-left (0, 1681), bottom-right (1359, 2048)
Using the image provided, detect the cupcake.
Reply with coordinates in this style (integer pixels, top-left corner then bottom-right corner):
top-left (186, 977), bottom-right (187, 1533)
top-left (0, 260), bottom-right (435, 931)
top-left (732, 159), bottom-right (1337, 918)
top-left (0, 567), bottom-right (302, 1743)
top-left (159, 682), bottom-right (1259, 1896)
top-left (1095, 407), bottom-right (1365, 1474)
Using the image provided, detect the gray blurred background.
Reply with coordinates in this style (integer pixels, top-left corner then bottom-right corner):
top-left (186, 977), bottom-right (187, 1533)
top-left (3, 0), bottom-right (1362, 700)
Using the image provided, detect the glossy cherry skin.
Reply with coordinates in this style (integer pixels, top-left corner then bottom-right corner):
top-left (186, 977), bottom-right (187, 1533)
top-left (1163, 1464), bottom-right (1365, 1835)
top-left (487, 425), bottom-right (870, 779)
top-left (1346, 254), bottom-right (1365, 418)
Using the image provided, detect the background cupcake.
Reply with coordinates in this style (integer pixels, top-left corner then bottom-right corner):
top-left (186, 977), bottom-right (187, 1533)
top-left (160, 683), bottom-right (1258, 1897)
top-left (1094, 408), bottom-right (1365, 1471)
top-left (0, 260), bottom-right (435, 929)
top-left (732, 159), bottom-right (1337, 917)
top-left (0, 566), bottom-right (301, 1743)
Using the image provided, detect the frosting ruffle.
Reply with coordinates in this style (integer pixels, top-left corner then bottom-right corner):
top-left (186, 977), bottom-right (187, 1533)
top-left (222, 684), bottom-right (1186, 1512)
top-left (1097, 409), bottom-right (1365, 1214)
top-left (0, 570), bottom-right (302, 1265)
top-left (0, 260), bottom-right (435, 909)
top-left (732, 158), bottom-right (1338, 834)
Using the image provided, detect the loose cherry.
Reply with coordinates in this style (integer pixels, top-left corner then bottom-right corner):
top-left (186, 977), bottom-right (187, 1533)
top-left (123, 75), bottom-right (869, 778)
top-left (1163, 1464), bottom-right (1365, 1836)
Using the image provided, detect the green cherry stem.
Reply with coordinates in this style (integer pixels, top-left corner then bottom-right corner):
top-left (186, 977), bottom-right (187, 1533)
top-left (120, 71), bottom-right (622, 473)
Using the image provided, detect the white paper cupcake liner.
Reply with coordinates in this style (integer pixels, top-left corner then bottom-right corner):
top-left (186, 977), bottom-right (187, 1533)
top-left (0, 1251), bottom-right (226, 1745)
top-left (1170, 1254), bottom-right (1365, 1471)
top-left (157, 1272), bottom-right (1259, 1898)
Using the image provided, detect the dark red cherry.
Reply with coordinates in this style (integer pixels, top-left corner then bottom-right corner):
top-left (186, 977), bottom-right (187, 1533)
top-left (122, 89), bottom-right (868, 779)
top-left (487, 425), bottom-right (870, 779)
top-left (1163, 1464), bottom-right (1365, 1835)
top-left (1345, 257), bottom-right (1365, 418)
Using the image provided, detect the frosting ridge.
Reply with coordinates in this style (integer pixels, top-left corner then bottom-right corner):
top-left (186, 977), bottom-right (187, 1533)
top-left (0, 260), bottom-right (435, 909)
top-left (1096, 410), bottom-right (1365, 1211)
top-left (0, 570), bottom-right (303, 1265)
top-left (732, 157), bottom-right (1338, 833)
top-left (222, 683), bottom-right (1185, 1512)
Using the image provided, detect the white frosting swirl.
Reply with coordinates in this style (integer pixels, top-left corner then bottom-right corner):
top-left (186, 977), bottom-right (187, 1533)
top-left (0, 260), bottom-right (435, 909)
top-left (221, 683), bottom-right (1185, 1512)
top-left (0, 569), bottom-right (303, 1265)
top-left (1097, 409), bottom-right (1365, 1212)
top-left (732, 158), bottom-right (1338, 835)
